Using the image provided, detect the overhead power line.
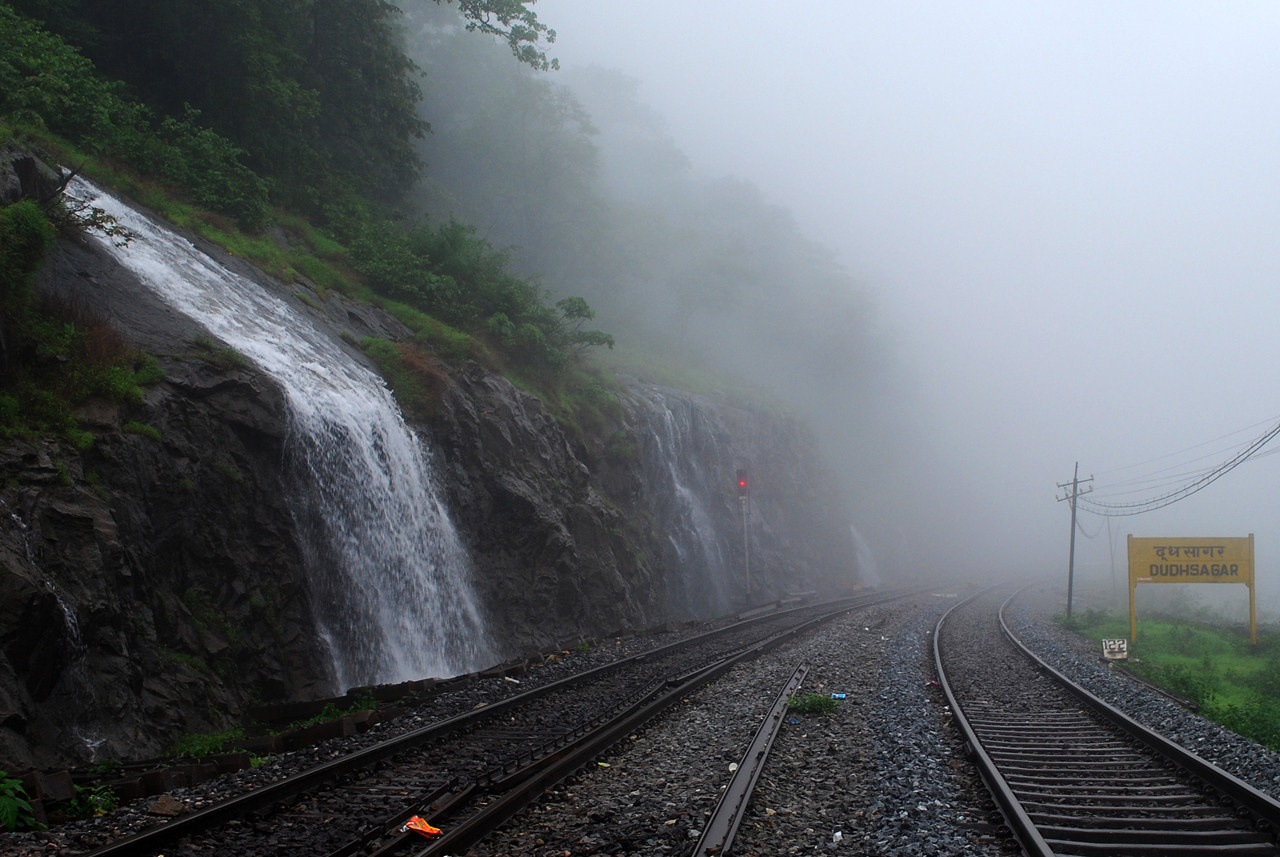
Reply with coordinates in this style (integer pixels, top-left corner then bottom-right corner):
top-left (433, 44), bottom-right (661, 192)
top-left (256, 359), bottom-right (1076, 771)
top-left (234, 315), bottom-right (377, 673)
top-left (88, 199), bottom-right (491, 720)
top-left (1091, 412), bottom-right (1280, 484)
top-left (1079, 418), bottom-right (1280, 517)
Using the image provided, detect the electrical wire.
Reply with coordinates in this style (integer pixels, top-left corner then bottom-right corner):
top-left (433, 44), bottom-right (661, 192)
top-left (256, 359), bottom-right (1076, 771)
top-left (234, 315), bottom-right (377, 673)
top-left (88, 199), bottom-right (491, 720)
top-left (1075, 513), bottom-right (1105, 539)
top-left (1091, 412), bottom-right (1280, 484)
top-left (1078, 417), bottom-right (1280, 517)
top-left (1088, 416), bottom-right (1280, 500)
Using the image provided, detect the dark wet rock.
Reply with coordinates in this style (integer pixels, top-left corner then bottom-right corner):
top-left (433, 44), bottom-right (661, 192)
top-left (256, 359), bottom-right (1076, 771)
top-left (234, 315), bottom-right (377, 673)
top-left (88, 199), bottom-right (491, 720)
top-left (0, 151), bottom-right (860, 769)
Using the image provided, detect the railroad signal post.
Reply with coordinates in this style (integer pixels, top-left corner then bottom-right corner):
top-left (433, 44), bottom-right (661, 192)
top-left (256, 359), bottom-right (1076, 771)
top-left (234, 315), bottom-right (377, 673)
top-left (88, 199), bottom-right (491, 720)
top-left (737, 469), bottom-right (750, 605)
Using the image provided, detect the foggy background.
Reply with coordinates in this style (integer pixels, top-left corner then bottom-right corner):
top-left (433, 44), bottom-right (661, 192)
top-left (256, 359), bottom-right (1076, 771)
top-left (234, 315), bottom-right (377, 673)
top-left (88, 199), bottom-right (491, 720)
top-left (432, 2), bottom-right (1280, 620)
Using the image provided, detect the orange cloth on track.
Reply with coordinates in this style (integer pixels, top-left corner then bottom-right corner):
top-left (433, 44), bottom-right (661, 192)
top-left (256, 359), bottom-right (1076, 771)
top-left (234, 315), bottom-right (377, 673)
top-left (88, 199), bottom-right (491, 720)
top-left (403, 815), bottom-right (442, 837)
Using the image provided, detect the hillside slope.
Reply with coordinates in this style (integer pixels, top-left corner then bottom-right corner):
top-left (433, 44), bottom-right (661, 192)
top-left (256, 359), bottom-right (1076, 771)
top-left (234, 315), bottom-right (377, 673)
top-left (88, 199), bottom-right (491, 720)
top-left (0, 155), bottom-right (859, 769)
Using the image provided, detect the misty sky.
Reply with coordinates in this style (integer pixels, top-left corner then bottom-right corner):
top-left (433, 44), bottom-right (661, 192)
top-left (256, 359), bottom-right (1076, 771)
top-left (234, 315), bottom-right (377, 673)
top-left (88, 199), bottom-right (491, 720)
top-left (534, 1), bottom-right (1280, 613)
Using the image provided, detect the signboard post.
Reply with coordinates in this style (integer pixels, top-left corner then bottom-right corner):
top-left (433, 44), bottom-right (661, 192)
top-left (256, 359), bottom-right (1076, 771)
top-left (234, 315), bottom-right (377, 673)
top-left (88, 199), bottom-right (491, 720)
top-left (1127, 535), bottom-right (1256, 644)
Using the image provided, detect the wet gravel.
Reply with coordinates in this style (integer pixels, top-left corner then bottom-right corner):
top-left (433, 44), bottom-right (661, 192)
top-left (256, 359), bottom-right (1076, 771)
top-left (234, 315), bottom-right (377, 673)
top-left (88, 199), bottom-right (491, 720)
top-left (6, 586), bottom-right (1278, 857)
top-left (0, 621), bottom-right (732, 856)
top-left (471, 593), bottom-right (1015, 856)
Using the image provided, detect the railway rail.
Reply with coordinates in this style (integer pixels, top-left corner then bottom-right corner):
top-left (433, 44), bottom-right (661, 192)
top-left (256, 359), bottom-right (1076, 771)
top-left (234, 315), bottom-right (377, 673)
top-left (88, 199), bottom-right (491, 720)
top-left (935, 588), bottom-right (1280, 856)
top-left (80, 592), bottom-right (901, 856)
top-left (690, 662), bottom-right (809, 856)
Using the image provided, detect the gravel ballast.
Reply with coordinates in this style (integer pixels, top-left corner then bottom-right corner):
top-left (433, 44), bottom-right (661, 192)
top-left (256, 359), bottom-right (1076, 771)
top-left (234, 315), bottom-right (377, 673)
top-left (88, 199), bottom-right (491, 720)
top-left (470, 594), bottom-right (1016, 856)
top-left (5, 586), bottom-right (1279, 857)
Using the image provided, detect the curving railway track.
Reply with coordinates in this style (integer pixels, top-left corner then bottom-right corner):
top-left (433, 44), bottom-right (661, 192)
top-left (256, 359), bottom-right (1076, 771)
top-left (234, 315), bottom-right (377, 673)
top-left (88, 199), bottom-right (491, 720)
top-left (935, 587), bottom-right (1280, 856)
top-left (77, 592), bottom-right (904, 857)
top-left (22, 586), bottom-right (1279, 856)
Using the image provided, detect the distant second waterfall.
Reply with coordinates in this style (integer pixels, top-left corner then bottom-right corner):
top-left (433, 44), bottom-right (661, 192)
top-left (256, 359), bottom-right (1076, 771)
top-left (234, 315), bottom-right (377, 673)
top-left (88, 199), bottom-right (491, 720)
top-left (68, 178), bottom-right (493, 689)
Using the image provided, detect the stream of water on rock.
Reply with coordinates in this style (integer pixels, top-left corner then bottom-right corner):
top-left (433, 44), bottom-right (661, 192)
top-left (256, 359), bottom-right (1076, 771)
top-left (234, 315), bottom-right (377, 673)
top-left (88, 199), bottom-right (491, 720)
top-left (632, 386), bottom-right (734, 615)
top-left (67, 178), bottom-right (493, 690)
top-left (851, 524), bottom-right (881, 587)
top-left (1, 498), bottom-right (109, 756)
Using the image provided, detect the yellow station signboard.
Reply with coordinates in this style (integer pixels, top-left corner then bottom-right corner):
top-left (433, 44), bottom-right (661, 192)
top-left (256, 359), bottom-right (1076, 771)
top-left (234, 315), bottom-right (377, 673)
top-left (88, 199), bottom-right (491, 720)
top-left (1127, 535), bottom-right (1256, 643)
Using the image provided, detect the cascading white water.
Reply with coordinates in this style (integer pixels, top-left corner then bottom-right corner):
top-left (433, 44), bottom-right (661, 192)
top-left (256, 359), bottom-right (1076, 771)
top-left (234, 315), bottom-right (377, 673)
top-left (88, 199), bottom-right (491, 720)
top-left (2, 498), bottom-right (83, 650)
top-left (632, 386), bottom-right (733, 614)
top-left (850, 524), bottom-right (882, 587)
top-left (1, 498), bottom-right (108, 756)
top-left (67, 178), bottom-right (492, 689)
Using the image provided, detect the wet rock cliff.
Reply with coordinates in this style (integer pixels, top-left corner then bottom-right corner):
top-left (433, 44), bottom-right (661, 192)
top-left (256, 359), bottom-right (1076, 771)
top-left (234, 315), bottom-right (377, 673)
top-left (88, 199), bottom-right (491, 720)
top-left (0, 168), bottom-right (860, 770)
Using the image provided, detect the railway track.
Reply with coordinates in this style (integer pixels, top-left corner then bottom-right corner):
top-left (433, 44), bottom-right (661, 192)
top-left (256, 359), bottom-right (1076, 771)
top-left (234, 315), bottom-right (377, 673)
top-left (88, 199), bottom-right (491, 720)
top-left (935, 587), bottom-right (1280, 856)
top-left (81, 592), bottom-right (901, 856)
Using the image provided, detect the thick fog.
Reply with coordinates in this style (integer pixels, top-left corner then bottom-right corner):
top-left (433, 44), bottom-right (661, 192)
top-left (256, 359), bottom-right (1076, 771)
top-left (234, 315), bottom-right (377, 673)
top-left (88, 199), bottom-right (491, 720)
top-left (412, 2), bottom-right (1280, 617)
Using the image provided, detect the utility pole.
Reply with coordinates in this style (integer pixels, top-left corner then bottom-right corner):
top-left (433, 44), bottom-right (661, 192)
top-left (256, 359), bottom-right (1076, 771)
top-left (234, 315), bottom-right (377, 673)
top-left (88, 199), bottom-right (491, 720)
top-left (1057, 462), bottom-right (1093, 618)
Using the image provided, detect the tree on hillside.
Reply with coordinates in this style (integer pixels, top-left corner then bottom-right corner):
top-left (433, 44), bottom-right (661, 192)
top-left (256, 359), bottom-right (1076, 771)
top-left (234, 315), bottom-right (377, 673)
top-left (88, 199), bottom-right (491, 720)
top-left (433, 0), bottom-right (557, 70)
top-left (8, 0), bottom-right (556, 212)
top-left (399, 43), bottom-right (894, 410)
top-left (403, 4), bottom-right (607, 287)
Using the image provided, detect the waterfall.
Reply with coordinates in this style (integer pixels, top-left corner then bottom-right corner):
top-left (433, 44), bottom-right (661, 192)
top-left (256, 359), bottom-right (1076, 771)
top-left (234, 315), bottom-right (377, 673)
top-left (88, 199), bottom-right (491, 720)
top-left (67, 178), bottom-right (492, 689)
top-left (1, 498), bottom-right (83, 651)
top-left (632, 386), bottom-right (734, 615)
top-left (850, 524), bottom-right (882, 587)
top-left (1, 498), bottom-right (108, 756)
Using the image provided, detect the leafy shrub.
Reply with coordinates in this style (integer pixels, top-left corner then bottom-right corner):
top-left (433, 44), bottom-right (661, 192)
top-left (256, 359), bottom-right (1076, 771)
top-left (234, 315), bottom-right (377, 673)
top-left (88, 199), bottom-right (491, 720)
top-left (1149, 662), bottom-right (1217, 707)
top-left (1, 292), bottom-right (165, 444)
top-left (172, 727), bottom-right (245, 760)
top-left (0, 770), bottom-right (39, 832)
top-left (152, 106), bottom-right (270, 229)
top-left (352, 216), bottom-right (611, 373)
top-left (280, 693), bottom-right (378, 733)
top-left (605, 428), bottom-right (638, 462)
top-left (122, 421), bottom-right (160, 441)
top-left (350, 220), bottom-right (452, 304)
top-left (65, 783), bottom-right (117, 819)
top-left (361, 337), bottom-right (448, 421)
top-left (0, 199), bottom-right (56, 326)
top-left (415, 316), bottom-right (482, 363)
top-left (0, 7), bottom-right (268, 226)
top-left (0, 6), bottom-right (146, 147)
top-left (1210, 697), bottom-right (1280, 751)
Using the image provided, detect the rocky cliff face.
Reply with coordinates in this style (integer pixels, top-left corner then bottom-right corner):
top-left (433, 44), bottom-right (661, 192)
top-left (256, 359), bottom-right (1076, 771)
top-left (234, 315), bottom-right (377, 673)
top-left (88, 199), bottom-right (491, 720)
top-left (429, 366), bottom-right (860, 656)
top-left (0, 164), bottom-right (860, 770)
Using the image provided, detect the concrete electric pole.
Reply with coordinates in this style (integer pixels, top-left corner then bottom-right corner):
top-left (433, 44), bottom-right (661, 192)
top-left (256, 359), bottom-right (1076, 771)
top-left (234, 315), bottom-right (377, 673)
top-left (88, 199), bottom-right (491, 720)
top-left (1057, 462), bottom-right (1093, 618)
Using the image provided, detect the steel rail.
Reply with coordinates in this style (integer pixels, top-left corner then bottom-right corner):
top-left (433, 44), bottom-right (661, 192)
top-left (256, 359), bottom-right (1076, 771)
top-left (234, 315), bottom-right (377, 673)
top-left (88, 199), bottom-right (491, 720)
top-left (79, 595), bottom-right (857, 857)
top-left (997, 591), bottom-right (1280, 833)
top-left (395, 607), bottom-right (853, 856)
top-left (933, 590), bottom-right (1055, 857)
top-left (85, 591), bottom-right (907, 857)
top-left (937, 587), bottom-right (1280, 856)
top-left (691, 662), bottom-right (810, 856)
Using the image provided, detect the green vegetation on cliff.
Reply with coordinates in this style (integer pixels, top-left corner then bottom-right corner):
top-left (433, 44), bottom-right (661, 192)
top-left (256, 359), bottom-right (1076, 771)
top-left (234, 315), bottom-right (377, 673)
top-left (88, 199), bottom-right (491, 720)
top-left (0, 195), bottom-right (163, 444)
top-left (2, 0), bottom-right (888, 452)
top-left (4, 0), bottom-right (553, 218)
top-left (0, 0), bottom-right (617, 437)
